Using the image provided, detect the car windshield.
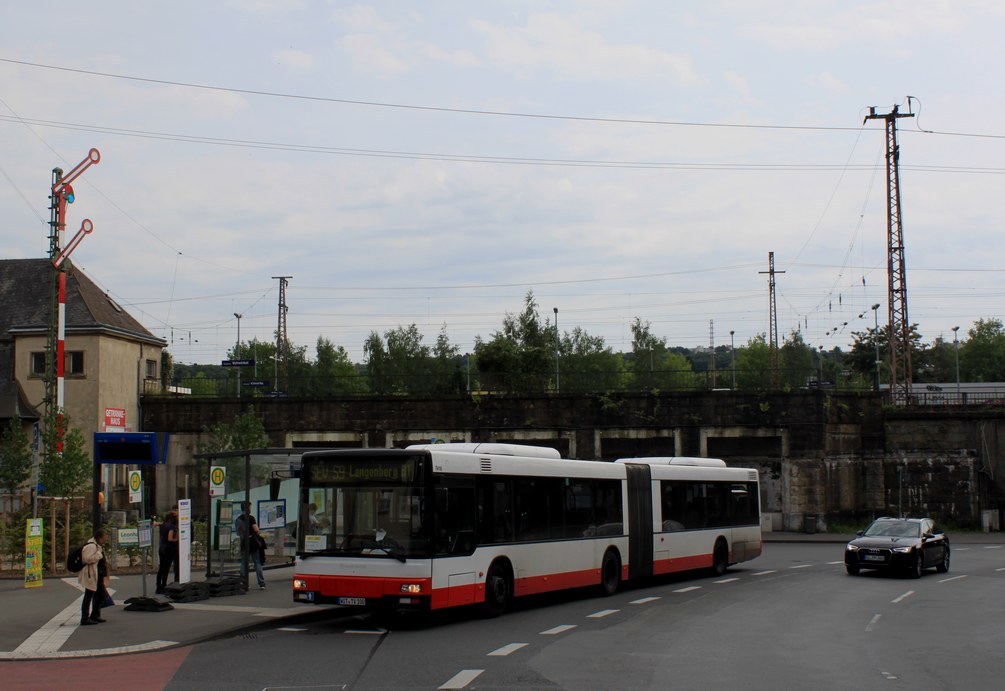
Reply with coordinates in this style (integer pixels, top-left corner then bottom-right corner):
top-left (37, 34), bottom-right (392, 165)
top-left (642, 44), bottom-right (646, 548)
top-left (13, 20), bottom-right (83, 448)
top-left (864, 520), bottom-right (920, 538)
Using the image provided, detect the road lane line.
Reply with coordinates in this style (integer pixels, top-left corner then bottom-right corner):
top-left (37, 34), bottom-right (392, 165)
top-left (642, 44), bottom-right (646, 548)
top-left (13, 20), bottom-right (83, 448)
top-left (752, 570), bottom-right (776, 576)
top-left (789, 564), bottom-right (812, 569)
top-left (866, 614), bottom-right (881, 632)
top-left (938, 575), bottom-right (967, 583)
top-left (996, 567), bottom-right (1005, 572)
top-left (631, 597), bottom-right (661, 604)
top-left (826, 560), bottom-right (843, 565)
top-left (439, 669), bottom-right (483, 689)
top-left (673, 586), bottom-right (701, 593)
top-left (984, 545), bottom-right (1002, 550)
top-left (891, 591), bottom-right (914, 603)
top-left (714, 578), bottom-right (739, 583)
top-left (488, 643), bottom-right (528, 656)
top-left (541, 625), bottom-right (576, 635)
top-left (587, 609), bottom-right (619, 618)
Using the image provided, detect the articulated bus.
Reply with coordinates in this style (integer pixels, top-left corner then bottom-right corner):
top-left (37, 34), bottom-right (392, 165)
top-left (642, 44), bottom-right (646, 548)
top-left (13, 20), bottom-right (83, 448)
top-left (292, 443), bottom-right (761, 615)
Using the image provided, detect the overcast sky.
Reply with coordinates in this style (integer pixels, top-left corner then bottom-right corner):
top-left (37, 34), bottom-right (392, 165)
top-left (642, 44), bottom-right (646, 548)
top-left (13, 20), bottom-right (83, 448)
top-left (2, 1), bottom-right (1002, 366)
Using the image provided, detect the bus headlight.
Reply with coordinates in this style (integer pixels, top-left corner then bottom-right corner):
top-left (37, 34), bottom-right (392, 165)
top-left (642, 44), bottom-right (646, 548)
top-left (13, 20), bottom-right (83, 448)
top-left (400, 583), bottom-right (422, 594)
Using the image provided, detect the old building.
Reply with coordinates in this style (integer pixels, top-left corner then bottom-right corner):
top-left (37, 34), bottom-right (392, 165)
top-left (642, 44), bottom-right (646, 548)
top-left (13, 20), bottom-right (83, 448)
top-left (0, 258), bottom-right (166, 496)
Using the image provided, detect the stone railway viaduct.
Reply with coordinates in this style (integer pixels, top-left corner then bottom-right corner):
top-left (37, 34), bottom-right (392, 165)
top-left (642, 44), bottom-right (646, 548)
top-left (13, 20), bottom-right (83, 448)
top-left (142, 391), bottom-right (1005, 531)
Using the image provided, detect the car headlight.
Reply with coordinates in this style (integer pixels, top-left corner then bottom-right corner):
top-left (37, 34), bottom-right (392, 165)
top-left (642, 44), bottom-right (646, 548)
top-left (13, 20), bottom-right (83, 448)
top-left (892, 546), bottom-right (913, 553)
top-left (846, 544), bottom-right (859, 552)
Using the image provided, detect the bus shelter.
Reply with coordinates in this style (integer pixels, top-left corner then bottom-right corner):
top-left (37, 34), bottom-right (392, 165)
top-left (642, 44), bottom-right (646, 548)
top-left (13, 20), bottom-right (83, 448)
top-left (193, 448), bottom-right (305, 583)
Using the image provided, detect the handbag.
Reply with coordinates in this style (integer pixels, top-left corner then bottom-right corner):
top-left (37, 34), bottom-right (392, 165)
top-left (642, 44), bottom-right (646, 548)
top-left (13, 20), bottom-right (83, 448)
top-left (102, 592), bottom-right (114, 608)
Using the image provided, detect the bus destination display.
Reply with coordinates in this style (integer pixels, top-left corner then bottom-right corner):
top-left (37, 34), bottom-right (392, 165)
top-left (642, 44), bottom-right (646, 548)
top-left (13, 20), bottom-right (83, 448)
top-left (308, 457), bottom-right (418, 484)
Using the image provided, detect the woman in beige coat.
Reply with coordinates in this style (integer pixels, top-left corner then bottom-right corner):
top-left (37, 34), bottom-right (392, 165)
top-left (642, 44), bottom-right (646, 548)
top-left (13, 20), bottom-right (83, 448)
top-left (79, 528), bottom-right (109, 625)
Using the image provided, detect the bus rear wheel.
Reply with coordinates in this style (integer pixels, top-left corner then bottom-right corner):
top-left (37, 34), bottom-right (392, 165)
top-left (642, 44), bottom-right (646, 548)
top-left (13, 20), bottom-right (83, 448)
top-left (482, 562), bottom-right (511, 618)
top-left (599, 550), bottom-right (621, 596)
top-left (711, 539), bottom-right (729, 576)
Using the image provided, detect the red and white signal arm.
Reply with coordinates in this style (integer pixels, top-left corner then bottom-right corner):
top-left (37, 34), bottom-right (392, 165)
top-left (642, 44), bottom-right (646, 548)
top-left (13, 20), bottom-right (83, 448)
top-left (104, 407), bottom-right (127, 432)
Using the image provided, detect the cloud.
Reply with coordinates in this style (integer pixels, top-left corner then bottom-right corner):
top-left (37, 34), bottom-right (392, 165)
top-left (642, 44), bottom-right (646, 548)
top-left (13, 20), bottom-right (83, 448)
top-left (471, 13), bottom-right (701, 84)
top-left (272, 49), bottom-right (315, 72)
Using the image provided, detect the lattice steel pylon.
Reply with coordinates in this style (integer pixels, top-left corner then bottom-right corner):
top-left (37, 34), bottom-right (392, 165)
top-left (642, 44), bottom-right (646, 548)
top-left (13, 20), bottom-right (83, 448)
top-left (760, 252), bottom-right (784, 389)
top-left (273, 275), bottom-right (292, 393)
top-left (865, 103), bottom-right (914, 405)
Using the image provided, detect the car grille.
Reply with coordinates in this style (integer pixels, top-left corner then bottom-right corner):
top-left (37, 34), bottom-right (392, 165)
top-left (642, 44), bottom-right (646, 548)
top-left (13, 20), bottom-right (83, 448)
top-left (859, 548), bottom-right (891, 564)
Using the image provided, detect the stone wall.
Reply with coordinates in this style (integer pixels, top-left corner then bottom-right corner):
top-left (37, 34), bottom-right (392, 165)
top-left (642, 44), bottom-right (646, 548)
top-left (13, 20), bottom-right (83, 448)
top-left (141, 391), bottom-right (1003, 528)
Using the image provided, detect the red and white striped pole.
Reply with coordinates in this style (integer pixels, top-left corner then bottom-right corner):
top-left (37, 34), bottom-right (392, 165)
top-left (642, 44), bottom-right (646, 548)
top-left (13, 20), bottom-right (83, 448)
top-left (50, 149), bottom-right (100, 451)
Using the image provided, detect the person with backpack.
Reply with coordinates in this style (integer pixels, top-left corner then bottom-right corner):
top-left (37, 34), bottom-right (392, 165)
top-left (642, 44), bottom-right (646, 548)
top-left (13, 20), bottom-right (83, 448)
top-left (79, 528), bottom-right (109, 626)
top-left (235, 502), bottom-right (266, 590)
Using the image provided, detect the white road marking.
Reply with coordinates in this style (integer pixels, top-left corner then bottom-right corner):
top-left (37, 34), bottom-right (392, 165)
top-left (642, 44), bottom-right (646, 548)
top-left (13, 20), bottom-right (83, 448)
top-left (345, 629), bottom-right (387, 635)
top-left (983, 545), bottom-right (1002, 550)
top-left (438, 669), bottom-right (483, 689)
top-left (827, 560), bottom-right (844, 565)
top-left (866, 614), bottom-right (881, 632)
top-left (714, 578), bottom-right (739, 584)
top-left (277, 627), bottom-right (307, 632)
top-left (540, 624), bottom-right (576, 635)
top-left (751, 570), bottom-right (776, 576)
top-left (955, 548), bottom-right (971, 551)
top-left (488, 643), bottom-right (528, 656)
top-left (587, 609), bottom-right (619, 618)
top-left (673, 586), bottom-right (701, 593)
top-left (789, 564), bottom-right (812, 569)
top-left (4, 579), bottom-right (120, 658)
top-left (996, 567), bottom-right (1005, 572)
top-left (881, 671), bottom-right (899, 680)
top-left (891, 591), bottom-right (914, 603)
top-left (938, 575), bottom-right (967, 583)
top-left (631, 596), bottom-right (661, 604)
top-left (0, 641), bottom-right (177, 660)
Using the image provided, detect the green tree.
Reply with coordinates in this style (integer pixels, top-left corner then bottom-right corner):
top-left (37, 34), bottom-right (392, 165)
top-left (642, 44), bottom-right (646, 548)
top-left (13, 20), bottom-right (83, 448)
top-left (0, 419), bottom-right (32, 496)
top-left (430, 324), bottom-right (464, 394)
top-left (38, 414), bottom-right (91, 498)
top-left (200, 407), bottom-right (270, 454)
top-left (560, 326), bottom-right (623, 391)
top-left (734, 334), bottom-right (770, 391)
top-left (627, 318), bottom-right (694, 390)
top-left (474, 291), bottom-right (553, 393)
top-left (313, 336), bottom-right (362, 394)
top-left (961, 318), bottom-right (1005, 381)
top-left (779, 330), bottom-right (816, 391)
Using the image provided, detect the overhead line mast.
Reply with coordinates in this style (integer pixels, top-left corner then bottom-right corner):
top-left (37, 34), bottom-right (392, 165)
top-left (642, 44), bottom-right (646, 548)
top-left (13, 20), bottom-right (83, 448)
top-left (865, 103), bottom-right (914, 405)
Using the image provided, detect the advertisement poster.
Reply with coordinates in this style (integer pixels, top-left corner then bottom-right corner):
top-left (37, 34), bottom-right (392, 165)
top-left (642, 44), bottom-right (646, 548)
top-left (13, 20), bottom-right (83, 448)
top-left (178, 498), bottom-right (192, 583)
top-left (24, 518), bottom-right (43, 588)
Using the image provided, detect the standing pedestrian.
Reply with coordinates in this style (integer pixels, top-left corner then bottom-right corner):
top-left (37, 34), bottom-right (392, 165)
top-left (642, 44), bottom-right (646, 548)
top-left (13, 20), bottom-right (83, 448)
top-left (235, 501), bottom-right (266, 589)
top-left (79, 528), bottom-right (109, 625)
top-left (156, 506), bottom-right (179, 594)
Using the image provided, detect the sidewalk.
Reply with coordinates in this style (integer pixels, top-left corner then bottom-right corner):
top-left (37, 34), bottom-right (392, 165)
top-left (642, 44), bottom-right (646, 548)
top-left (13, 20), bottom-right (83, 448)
top-left (0, 564), bottom-right (336, 660)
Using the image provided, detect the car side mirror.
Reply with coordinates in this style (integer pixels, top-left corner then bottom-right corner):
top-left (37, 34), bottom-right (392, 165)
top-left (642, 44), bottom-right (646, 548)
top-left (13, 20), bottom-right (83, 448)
top-left (856, 530), bottom-right (864, 536)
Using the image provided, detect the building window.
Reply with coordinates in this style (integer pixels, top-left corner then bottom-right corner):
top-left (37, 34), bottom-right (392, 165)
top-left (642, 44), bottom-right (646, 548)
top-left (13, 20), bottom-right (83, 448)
top-left (65, 351), bottom-right (85, 377)
top-left (145, 359), bottom-right (158, 380)
top-left (30, 352), bottom-right (47, 377)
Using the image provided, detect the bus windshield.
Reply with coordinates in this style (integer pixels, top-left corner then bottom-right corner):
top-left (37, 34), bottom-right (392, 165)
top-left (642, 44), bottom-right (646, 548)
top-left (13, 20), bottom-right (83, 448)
top-left (299, 454), bottom-right (432, 559)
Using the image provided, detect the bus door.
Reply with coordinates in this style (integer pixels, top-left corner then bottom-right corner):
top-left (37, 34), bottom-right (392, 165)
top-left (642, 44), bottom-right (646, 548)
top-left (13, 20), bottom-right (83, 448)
top-left (624, 463), bottom-right (653, 580)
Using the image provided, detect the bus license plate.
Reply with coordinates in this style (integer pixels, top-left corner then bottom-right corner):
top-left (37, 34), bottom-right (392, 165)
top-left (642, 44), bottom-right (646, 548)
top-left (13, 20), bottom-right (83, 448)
top-left (338, 597), bottom-right (366, 606)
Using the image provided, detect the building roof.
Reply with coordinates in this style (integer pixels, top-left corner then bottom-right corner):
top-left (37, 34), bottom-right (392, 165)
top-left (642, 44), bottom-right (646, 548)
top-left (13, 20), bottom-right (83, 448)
top-left (0, 258), bottom-right (165, 346)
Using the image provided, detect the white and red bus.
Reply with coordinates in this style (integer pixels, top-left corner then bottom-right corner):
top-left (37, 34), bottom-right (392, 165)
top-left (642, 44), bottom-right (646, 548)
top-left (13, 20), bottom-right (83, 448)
top-left (292, 443), bottom-right (761, 615)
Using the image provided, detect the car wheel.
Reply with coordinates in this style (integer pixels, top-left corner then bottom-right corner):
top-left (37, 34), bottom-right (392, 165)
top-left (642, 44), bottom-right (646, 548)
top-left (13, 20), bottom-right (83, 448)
top-left (846, 562), bottom-right (860, 576)
top-left (911, 552), bottom-right (924, 579)
top-left (936, 547), bottom-right (950, 574)
top-left (711, 539), bottom-right (729, 576)
top-left (599, 549), bottom-right (621, 596)
top-left (482, 562), bottom-right (511, 618)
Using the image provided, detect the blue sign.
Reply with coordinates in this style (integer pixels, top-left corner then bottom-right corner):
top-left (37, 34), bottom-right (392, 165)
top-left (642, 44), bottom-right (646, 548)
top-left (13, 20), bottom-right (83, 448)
top-left (93, 432), bottom-right (161, 464)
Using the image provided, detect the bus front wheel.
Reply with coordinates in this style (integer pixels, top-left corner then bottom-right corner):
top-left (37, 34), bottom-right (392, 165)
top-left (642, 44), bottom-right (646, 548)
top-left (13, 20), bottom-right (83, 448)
top-left (483, 562), bottom-right (511, 618)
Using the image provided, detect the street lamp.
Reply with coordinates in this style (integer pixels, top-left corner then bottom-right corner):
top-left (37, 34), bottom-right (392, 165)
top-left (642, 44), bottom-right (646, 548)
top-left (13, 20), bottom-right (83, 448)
top-left (952, 326), bottom-right (960, 398)
top-left (729, 330), bottom-right (735, 389)
top-left (234, 313), bottom-right (243, 398)
top-left (553, 307), bottom-right (560, 393)
top-left (871, 304), bottom-right (881, 391)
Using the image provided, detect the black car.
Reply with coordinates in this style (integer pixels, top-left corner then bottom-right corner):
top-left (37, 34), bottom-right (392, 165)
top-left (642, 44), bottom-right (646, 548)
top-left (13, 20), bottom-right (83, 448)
top-left (844, 517), bottom-right (950, 577)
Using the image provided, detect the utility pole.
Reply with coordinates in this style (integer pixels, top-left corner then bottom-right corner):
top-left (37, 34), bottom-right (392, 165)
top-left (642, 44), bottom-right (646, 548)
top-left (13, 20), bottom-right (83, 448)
top-left (759, 252), bottom-right (785, 389)
top-left (234, 313), bottom-right (242, 398)
top-left (865, 102), bottom-right (915, 405)
top-left (272, 276), bottom-right (291, 393)
top-left (709, 320), bottom-right (716, 389)
top-left (553, 307), bottom-right (559, 393)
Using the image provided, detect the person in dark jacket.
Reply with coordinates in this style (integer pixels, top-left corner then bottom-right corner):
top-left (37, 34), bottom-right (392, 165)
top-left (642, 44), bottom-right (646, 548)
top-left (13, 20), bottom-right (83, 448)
top-left (156, 506), bottom-right (179, 594)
